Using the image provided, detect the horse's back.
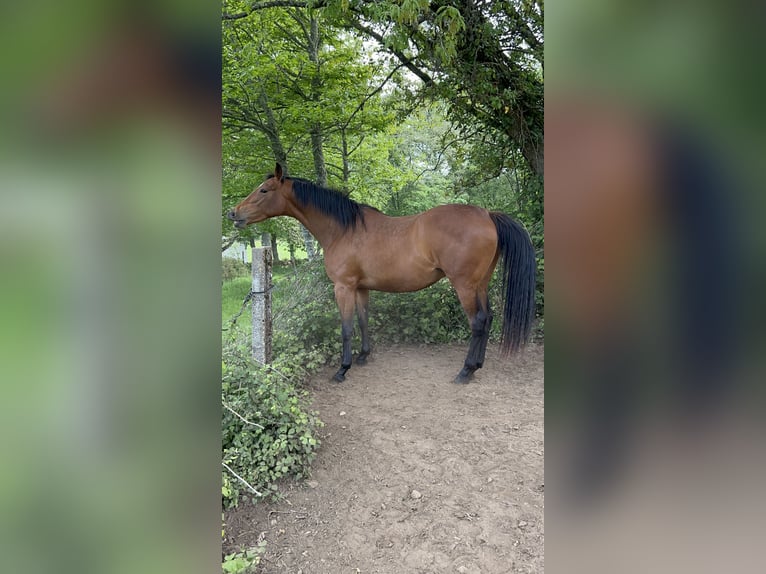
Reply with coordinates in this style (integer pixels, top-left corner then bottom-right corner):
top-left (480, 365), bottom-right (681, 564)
top-left (363, 203), bottom-right (493, 239)
top-left (416, 204), bottom-right (497, 248)
top-left (420, 203), bottom-right (492, 223)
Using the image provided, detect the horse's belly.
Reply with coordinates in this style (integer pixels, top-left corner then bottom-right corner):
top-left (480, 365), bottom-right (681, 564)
top-left (360, 267), bottom-right (445, 293)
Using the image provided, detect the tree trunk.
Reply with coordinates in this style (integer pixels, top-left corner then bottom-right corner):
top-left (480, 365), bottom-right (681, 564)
top-left (302, 15), bottom-right (326, 261)
top-left (257, 90), bottom-right (315, 259)
top-left (310, 127), bottom-right (328, 186)
top-left (451, 0), bottom-right (543, 178)
top-left (270, 234), bottom-right (280, 264)
top-left (341, 127), bottom-right (350, 191)
top-left (521, 135), bottom-right (544, 180)
top-left (308, 17), bottom-right (328, 189)
top-left (299, 223), bottom-right (317, 261)
top-left (257, 91), bottom-right (287, 166)
top-left (260, 232), bottom-right (278, 264)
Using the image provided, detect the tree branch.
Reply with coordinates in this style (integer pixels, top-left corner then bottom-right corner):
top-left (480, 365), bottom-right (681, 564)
top-left (338, 63), bottom-right (404, 131)
top-left (222, 461), bottom-right (263, 497)
top-left (347, 134), bottom-right (366, 156)
top-left (223, 0), bottom-right (314, 20)
top-left (347, 19), bottom-right (434, 87)
top-left (274, 20), bottom-right (309, 51)
top-left (223, 402), bottom-right (265, 428)
top-left (224, 2), bottom-right (431, 89)
top-left (222, 235), bottom-right (240, 252)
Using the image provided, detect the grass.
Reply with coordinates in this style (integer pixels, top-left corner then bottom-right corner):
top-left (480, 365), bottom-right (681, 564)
top-left (275, 242), bottom-right (308, 262)
top-left (222, 264), bottom-right (303, 335)
top-left (222, 277), bottom-right (252, 324)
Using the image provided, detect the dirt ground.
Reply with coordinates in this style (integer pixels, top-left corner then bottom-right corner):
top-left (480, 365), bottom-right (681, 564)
top-left (224, 342), bottom-right (544, 573)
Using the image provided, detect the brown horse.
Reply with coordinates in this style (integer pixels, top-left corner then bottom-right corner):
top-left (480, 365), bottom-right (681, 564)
top-left (227, 163), bottom-right (536, 383)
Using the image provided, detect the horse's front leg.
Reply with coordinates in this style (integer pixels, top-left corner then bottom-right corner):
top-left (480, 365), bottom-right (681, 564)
top-left (332, 284), bottom-right (356, 382)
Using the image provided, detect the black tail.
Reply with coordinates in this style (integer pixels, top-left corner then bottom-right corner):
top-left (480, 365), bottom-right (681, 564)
top-left (490, 212), bottom-right (537, 354)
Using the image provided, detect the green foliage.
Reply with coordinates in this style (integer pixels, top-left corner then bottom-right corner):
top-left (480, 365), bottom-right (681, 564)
top-left (222, 7), bottom-right (397, 217)
top-left (222, 343), bottom-right (323, 508)
top-left (273, 306), bottom-right (339, 373)
top-left (267, 260), bottom-right (516, 353)
top-left (320, 0), bottom-right (544, 176)
top-left (268, 260), bottom-right (339, 371)
top-left (272, 260), bottom-right (477, 353)
top-left (222, 257), bottom-right (250, 282)
top-left (221, 542), bottom-right (266, 574)
top-left (223, 249), bottom-right (539, 383)
top-left (369, 280), bottom-right (467, 344)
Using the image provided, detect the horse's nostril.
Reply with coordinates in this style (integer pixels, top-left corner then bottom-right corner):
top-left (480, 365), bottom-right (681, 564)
top-left (227, 209), bottom-right (236, 220)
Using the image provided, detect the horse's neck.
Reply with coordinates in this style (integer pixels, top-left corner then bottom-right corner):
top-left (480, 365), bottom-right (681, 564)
top-left (284, 200), bottom-right (343, 249)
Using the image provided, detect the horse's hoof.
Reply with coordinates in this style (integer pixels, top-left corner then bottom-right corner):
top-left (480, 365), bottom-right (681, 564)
top-left (332, 373), bottom-right (345, 383)
top-left (453, 374), bottom-right (472, 384)
top-left (355, 354), bottom-right (369, 366)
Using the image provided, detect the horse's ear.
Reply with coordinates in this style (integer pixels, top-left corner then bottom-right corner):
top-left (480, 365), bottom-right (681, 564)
top-left (275, 163), bottom-right (284, 182)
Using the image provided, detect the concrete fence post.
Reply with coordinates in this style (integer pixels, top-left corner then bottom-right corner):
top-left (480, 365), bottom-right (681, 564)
top-left (251, 244), bottom-right (272, 364)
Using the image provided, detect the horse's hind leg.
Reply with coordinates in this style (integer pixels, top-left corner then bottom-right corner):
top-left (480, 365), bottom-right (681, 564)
top-left (453, 286), bottom-right (491, 384)
top-left (473, 263), bottom-right (496, 370)
top-left (476, 299), bottom-right (493, 368)
top-left (355, 288), bottom-right (371, 365)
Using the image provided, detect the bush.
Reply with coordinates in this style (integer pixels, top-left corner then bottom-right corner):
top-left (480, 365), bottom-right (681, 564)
top-left (269, 261), bottom-right (339, 372)
top-left (222, 257), bottom-right (250, 282)
top-left (225, 257), bottom-right (537, 384)
top-left (222, 342), bottom-right (323, 508)
top-left (223, 253), bottom-right (540, 365)
top-left (267, 261), bottom-right (472, 372)
top-left (222, 543), bottom-right (266, 573)
top-left (369, 280), bottom-right (468, 344)
top-left (265, 260), bottom-right (527, 367)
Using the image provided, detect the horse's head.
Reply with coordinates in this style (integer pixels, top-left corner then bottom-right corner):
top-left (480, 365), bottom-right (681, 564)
top-left (227, 163), bottom-right (291, 229)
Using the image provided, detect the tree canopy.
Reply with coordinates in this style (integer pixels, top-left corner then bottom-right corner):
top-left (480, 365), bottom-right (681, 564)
top-left (222, 0), bottom-right (543, 288)
top-left (224, 0), bottom-right (543, 174)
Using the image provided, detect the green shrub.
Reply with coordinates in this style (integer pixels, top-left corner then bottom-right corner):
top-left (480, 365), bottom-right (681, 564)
top-left (264, 260), bottom-right (525, 366)
top-left (369, 280), bottom-right (468, 344)
top-left (225, 257), bottom-right (538, 382)
top-left (267, 262), bottom-right (471, 371)
top-left (270, 261), bottom-right (340, 372)
top-left (222, 257), bottom-right (250, 282)
top-left (222, 543), bottom-right (266, 573)
top-left (222, 342), bottom-right (323, 508)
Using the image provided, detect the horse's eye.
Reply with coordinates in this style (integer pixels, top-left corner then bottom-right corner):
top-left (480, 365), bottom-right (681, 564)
top-left (260, 188), bottom-right (268, 194)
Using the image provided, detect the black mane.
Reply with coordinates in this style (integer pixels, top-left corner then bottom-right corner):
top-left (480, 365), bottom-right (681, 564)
top-left (288, 177), bottom-right (366, 230)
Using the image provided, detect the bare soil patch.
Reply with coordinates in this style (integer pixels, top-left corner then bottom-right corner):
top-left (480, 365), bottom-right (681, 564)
top-left (224, 343), bottom-right (544, 573)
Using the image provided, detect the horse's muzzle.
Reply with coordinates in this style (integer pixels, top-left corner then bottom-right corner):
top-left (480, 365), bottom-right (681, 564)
top-left (227, 209), bottom-right (246, 228)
